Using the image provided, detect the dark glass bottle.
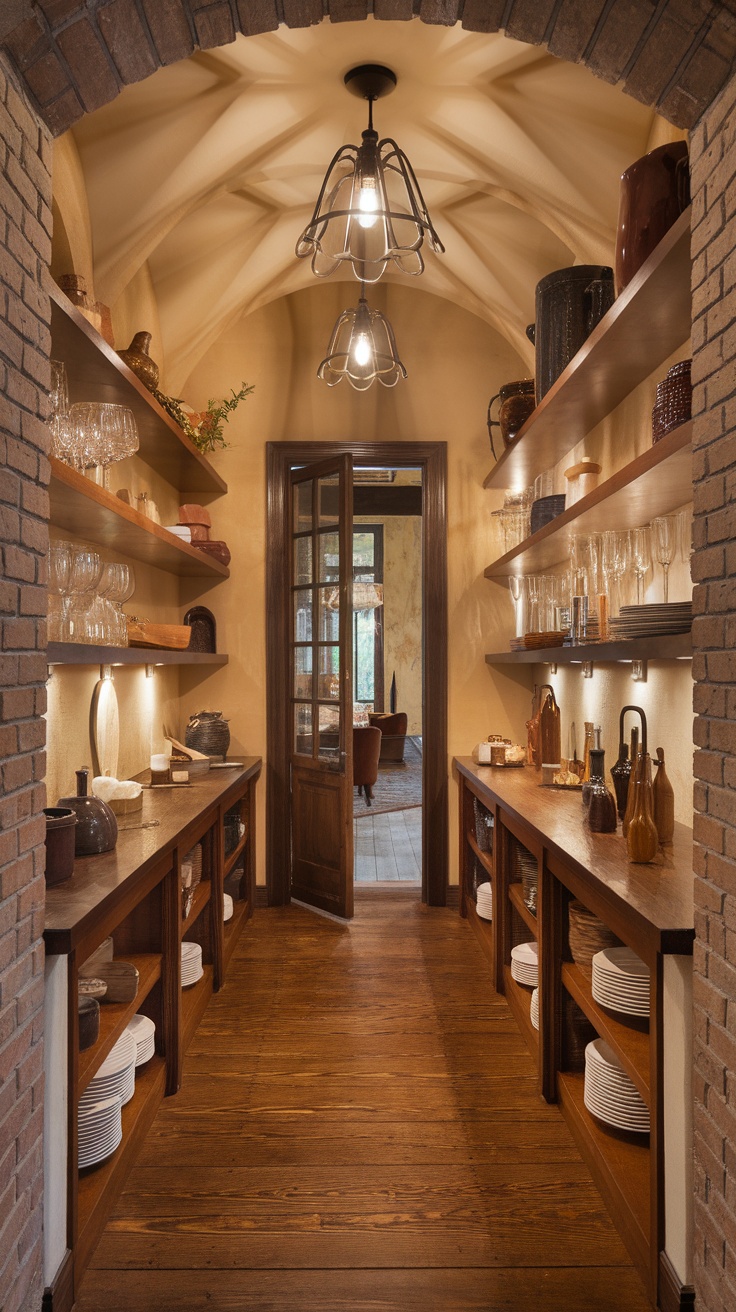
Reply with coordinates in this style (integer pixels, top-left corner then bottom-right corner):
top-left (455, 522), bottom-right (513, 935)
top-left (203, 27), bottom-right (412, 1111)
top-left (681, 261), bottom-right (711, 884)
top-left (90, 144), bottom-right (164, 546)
top-left (610, 739), bottom-right (631, 820)
top-left (585, 747), bottom-right (617, 833)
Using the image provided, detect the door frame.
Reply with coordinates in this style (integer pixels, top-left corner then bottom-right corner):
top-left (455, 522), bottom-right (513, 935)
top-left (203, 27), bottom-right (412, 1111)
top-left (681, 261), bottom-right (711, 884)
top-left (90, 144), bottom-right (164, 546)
top-left (266, 440), bottom-right (448, 907)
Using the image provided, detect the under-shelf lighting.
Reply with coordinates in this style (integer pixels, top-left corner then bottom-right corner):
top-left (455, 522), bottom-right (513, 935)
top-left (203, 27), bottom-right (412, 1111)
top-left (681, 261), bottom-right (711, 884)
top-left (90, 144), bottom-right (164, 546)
top-left (100, 664), bottom-right (114, 681)
top-left (583, 661), bottom-right (594, 678)
top-left (145, 664), bottom-right (155, 678)
top-left (631, 659), bottom-right (647, 682)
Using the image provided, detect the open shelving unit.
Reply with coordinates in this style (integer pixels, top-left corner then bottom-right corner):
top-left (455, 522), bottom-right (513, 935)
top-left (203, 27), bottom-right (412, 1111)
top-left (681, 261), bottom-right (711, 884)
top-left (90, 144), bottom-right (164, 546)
top-left (47, 642), bottom-right (228, 666)
top-left (453, 757), bottom-right (694, 1311)
top-left (484, 632), bottom-right (692, 666)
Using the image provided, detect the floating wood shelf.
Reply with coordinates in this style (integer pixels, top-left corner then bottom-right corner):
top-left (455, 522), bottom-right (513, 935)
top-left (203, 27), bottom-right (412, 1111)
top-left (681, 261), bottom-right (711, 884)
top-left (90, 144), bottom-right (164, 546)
top-left (49, 283), bottom-right (226, 496)
top-left (485, 423), bottom-right (692, 581)
top-left (47, 642), bottom-right (228, 666)
top-left (485, 632), bottom-right (692, 666)
top-left (484, 209), bottom-right (692, 490)
top-left (49, 459), bottom-right (229, 579)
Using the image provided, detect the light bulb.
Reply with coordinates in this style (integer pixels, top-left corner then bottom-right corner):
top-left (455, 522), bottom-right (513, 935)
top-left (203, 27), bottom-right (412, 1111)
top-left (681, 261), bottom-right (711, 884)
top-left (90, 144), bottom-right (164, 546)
top-left (357, 176), bottom-right (379, 229)
top-left (352, 333), bottom-right (373, 368)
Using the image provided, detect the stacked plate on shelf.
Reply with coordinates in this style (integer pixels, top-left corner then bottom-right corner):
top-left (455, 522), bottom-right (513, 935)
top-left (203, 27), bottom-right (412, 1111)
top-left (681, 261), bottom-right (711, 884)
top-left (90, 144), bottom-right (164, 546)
top-left (475, 882), bottom-right (492, 921)
top-left (510, 941), bottom-right (538, 987)
top-left (78, 1094), bottom-right (123, 1168)
top-left (609, 601), bottom-right (692, 639)
top-left (592, 946), bottom-right (650, 1017)
top-left (584, 1038), bottom-right (650, 1133)
top-left (80, 1029), bottom-right (136, 1112)
top-left (127, 1013), bottom-right (155, 1067)
top-left (530, 986), bottom-right (540, 1031)
top-left (181, 940), bottom-right (204, 988)
top-left (223, 893), bottom-right (234, 922)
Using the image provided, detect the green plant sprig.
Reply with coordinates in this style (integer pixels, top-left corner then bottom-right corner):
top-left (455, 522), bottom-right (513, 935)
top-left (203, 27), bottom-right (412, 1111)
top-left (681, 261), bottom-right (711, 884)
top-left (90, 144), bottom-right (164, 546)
top-left (152, 381), bottom-right (254, 454)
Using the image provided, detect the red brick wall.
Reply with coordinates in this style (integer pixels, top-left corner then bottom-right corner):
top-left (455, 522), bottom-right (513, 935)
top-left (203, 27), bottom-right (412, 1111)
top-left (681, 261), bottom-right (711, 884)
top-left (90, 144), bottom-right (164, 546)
top-left (0, 53), bottom-right (51, 1312)
top-left (691, 70), bottom-right (736, 1312)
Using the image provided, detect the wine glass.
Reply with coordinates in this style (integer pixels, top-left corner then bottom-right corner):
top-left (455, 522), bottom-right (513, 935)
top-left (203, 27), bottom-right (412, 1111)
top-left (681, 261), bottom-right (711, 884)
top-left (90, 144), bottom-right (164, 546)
top-left (66, 548), bottom-right (103, 642)
top-left (651, 515), bottom-right (677, 603)
top-left (47, 542), bottom-right (72, 642)
top-left (508, 576), bottom-right (525, 637)
top-left (105, 564), bottom-right (136, 645)
top-left (631, 527), bottom-right (651, 605)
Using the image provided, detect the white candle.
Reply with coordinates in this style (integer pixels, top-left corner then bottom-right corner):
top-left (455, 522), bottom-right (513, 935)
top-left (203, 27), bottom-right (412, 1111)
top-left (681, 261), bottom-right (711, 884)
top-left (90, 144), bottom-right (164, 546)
top-left (150, 753), bottom-right (168, 772)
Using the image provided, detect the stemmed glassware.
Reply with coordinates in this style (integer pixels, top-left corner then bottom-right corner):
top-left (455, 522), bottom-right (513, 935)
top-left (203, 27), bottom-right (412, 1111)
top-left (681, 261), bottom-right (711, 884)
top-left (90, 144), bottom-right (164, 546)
top-left (67, 402), bottom-right (139, 480)
top-left (48, 542), bottom-right (72, 642)
top-left (105, 564), bottom-right (135, 645)
top-left (508, 576), bottom-right (525, 637)
top-left (47, 545), bottom-right (136, 646)
top-left (651, 515), bottom-right (677, 603)
top-left (631, 527), bottom-right (651, 605)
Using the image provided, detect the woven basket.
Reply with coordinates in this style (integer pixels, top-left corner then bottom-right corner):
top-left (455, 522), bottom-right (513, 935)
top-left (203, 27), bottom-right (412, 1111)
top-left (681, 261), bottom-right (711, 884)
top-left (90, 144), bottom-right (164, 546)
top-left (473, 797), bottom-right (493, 853)
top-left (568, 899), bottom-right (622, 970)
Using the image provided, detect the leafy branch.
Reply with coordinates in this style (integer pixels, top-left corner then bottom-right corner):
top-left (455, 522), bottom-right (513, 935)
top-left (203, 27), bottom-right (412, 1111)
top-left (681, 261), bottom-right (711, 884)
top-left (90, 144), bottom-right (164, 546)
top-left (152, 381), bottom-right (254, 454)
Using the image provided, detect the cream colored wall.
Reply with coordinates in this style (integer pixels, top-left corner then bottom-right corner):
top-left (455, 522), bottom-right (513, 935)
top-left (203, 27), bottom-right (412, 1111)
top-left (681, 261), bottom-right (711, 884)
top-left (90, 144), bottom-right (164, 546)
top-left (355, 514), bottom-right (422, 735)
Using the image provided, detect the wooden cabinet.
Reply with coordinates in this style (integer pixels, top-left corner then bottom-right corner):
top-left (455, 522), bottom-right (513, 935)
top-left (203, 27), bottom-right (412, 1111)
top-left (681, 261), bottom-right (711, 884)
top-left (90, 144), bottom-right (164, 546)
top-left (48, 283), bottom-right (229, 667)
top-left (43, 761), bottom-right (261, 1312)
top-left (454, 757), bottom-right (694, 1311)
top-left (483, 209), bottom-right (692, 670)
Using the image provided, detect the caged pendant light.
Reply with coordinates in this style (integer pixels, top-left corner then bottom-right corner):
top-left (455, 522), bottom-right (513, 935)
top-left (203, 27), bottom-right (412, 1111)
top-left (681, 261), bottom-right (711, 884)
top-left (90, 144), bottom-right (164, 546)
top-left (296, 64), bottom-right (444, 284)
top-left (317, 287), bottom-right (407, 391)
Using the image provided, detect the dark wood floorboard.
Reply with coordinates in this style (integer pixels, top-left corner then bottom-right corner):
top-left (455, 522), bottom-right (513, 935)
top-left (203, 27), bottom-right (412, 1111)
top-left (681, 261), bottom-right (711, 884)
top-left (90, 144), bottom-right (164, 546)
top-left (76, 890), bottom-right (651, 1311)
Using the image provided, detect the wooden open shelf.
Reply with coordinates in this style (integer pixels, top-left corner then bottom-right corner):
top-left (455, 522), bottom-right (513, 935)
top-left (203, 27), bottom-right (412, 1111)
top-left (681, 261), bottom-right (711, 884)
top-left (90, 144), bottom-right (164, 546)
top-left (557, 1069), bottom-right (650, 1282)
top-left (503, 963), bottom-right (539, 1058)
top-left (77, 954), bottom-right (161, 1095)
top-left (50, 459), bottom-right (229, 579)
top-left (224, 834), bottom-right (248, 878)
top-left (508, 882), bottom-right (538, 938)
top-left (47, 642), bottom-right (227, 666)
top-left (181, 964), bottom-right (214, 1050)
top-left (223, 898), bottom-right (250, 972)
top-left (50, 283), bottom-right (226, 495)
top-left (485, 423), bottom-right (692, 581)
top-left (484, 208), bottom-right (691, 490)
top-left (181, 880), bottom-right (211, 938)
top-left (76, 1055), bottom-right (166, 1275)
top-left (485, 631), bottom-right (692, 666)
top-left (466, 830), bottom-right (493, 879)
top-left (465, 898), bottom-right (494, 971)
top-left (562, 961), bottom-right (650, 1105)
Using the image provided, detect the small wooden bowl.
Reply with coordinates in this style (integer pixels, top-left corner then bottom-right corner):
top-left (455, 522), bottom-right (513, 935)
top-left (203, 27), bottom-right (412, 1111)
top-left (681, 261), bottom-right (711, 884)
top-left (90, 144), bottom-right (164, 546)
top-left (78, 997), bottom-right (100, 1051)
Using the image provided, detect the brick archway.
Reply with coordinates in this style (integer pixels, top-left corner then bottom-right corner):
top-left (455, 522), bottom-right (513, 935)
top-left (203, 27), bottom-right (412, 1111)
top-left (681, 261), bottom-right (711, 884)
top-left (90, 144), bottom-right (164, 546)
top-left (2, 0), bottom-right (736, 135)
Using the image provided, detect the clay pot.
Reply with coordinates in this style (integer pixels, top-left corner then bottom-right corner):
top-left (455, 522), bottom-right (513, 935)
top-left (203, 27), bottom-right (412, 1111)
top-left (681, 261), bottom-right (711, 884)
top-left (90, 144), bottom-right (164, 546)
top-left (615, 141), bottom-right (690, 295)
top-left (57, 769), bottom-right (118, 856)
top-left (487, 380), bottom-right (535, 454)
top-left (119, 332), bottom-right (159, 391)
top-left (44, 807), bottom-right (77, 886)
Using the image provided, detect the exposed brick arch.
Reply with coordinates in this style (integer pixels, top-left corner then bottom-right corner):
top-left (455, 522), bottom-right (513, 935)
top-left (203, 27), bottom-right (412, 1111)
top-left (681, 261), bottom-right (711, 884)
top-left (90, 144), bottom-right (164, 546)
top-left (2, 0), bottom-right (736, 135)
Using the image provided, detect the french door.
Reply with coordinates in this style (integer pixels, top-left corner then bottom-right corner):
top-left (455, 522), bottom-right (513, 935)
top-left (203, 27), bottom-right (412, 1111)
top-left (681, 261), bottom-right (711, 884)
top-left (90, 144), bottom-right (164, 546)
top-left (289, 455), bottom-right (354, 918)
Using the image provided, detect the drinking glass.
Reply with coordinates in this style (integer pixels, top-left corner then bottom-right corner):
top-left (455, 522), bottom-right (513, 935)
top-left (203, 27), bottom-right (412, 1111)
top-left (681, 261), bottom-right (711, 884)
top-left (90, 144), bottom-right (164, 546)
top-left (508, 576), bottom-right (526, 637)
top-left (651, 515), bottom-right (678, 603)
top-left (66, 548), bottom-right (103, 642)
top-left (105, 564), bottom-right (136, 645)
top-left (49, 361), bottom-right (69, 418)
top-left (631, 526), bottom-right (651, 605)
top-left (526, 575), bottom-right (541, 633)
top-left (47, 542), bottom-right (72, 642)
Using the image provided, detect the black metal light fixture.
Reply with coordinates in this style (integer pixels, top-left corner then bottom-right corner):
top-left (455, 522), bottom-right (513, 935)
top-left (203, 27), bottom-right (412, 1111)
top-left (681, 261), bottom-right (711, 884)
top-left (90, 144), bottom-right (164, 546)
top-left (317, 286), bottom-right (407, 391)
top-left (296, 64), bottom-right (444, 284)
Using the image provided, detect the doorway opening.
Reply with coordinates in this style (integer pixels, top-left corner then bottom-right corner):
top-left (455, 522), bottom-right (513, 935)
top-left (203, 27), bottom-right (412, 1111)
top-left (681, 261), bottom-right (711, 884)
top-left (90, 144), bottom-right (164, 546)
top-left (351, 470), bottom-right (423, 886)
top-left (266, 442), bottom-right (447, 912)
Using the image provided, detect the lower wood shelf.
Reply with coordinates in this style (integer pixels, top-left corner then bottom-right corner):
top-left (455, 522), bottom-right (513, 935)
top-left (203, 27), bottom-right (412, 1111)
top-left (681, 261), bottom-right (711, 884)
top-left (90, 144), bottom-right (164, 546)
top-left (557, 1069), bottom-right (650, 1285)
top-left (224, 834), bottom-right (248, 878)
top-left (181, 880), bottom-right (211, 937)
top-left (76, 1055), bottom-right (166, 1274)
top-left (503, 963), bottom-right (539, 1060)
top-left (181, 964), bottom-right (214, 1051)
top-left (466, 830), bottom-right (493, 879)
top-left (562, 961), bottom-right (650, 1105)
top-left (78, 953), bottom-right (161, 1095)
top-left (465, 898), bottom-right (494, 972)
top-left (223, 899), bottom-right (250, 972)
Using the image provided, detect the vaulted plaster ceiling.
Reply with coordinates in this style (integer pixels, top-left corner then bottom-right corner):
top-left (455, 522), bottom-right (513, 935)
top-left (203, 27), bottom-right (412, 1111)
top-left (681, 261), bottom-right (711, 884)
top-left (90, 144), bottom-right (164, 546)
top-left (64, 18), bottom-right (677, 393)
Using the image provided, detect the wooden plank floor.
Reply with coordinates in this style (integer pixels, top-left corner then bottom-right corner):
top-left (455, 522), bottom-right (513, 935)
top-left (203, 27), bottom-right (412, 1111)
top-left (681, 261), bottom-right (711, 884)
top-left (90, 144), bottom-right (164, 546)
top-left (76, 889), bottom-right (651, 1312)
top-left (354, 807), bottom-right (421, 882)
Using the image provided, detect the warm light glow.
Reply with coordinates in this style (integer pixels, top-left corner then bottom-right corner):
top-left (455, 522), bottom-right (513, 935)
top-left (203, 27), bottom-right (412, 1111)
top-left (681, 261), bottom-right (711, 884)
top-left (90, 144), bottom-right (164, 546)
top-left (357, 177), bottom-right (379, 228)
top-left (352, 333), bottom-right (373, 367)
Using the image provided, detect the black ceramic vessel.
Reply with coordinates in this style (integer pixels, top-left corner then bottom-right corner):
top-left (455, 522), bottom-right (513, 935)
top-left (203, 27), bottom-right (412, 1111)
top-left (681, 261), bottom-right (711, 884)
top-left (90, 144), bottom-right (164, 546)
top-left (57, 769), bottom-right (118, 856)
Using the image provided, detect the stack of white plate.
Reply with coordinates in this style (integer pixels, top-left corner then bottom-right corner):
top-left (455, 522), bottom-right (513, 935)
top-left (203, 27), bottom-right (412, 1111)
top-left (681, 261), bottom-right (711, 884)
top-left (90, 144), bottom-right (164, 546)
top-left (181, 940), bottom-right (204, 987)
top-left (584, 1038), bottom-right (650, 1133)
top-left (223, 893), bottom-right (234, 922)
top-left (475, 882), bottom-right (492, 921)
top-left (127, 1014), bottom-right (155, 1067)
top-left (80, 1029), bottom-right (136, 1114)
top-left (78, 1094), bottom-right (123, 1168)
top-left (510, 941), bottom-right (538, 987)
top-left (530, 986), bottom-right (540, 1031)
top-left (592, 946), bottom-right (650, 1017)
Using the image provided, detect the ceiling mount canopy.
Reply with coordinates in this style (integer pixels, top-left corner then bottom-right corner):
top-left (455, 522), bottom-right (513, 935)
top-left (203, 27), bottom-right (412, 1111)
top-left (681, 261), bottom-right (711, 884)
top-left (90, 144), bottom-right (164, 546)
top-left (317, 288), bottom-right (407, 391)
top-left (296, 62), bottom-right (444, 284)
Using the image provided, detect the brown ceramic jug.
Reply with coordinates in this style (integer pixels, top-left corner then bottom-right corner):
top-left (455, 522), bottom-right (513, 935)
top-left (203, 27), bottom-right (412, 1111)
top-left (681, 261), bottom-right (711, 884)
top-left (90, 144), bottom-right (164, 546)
top-left (614, 141), bottom-right (690, 295)
top-left (119, 331), bottom-right (160, 391)
top-left (487, 379), bottom-right (535, 456)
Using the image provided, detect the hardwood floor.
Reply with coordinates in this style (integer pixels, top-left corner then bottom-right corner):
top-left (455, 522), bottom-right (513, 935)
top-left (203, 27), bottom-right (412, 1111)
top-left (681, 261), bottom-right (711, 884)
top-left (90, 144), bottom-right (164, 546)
top-left (354, 807), bottom-right (421, 881)
top-left (76, 890), bottom-right (651, 1312)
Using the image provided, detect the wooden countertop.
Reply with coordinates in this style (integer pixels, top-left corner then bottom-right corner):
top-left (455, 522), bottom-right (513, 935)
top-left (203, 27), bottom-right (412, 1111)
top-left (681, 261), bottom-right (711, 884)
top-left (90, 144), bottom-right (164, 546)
top-left (44, 759), bottom-right (261, 954)
top-left (453, 757), bottom-right (694, 957)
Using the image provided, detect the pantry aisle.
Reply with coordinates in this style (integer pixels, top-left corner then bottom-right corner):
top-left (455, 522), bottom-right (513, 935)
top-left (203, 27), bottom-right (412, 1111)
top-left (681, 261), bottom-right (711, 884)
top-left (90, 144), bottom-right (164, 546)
top-left (75, 889), bottom-right (650, 1311)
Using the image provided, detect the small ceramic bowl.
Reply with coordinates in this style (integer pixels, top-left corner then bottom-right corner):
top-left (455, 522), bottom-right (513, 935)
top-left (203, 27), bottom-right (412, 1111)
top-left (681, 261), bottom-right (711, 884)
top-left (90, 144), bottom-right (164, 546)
top-left (78, 977), bottom-right (108, 1000)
